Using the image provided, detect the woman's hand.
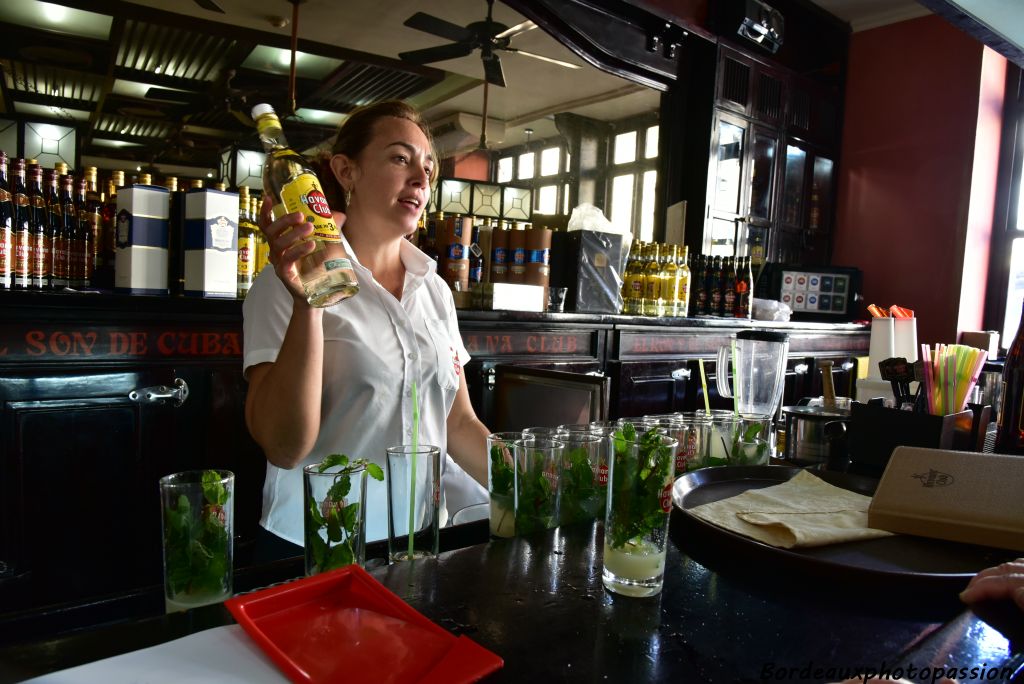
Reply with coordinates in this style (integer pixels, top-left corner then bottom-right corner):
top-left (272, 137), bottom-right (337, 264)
top-left (960, 558), bottom-right (1024, 610)
top-left (259, 200), bottom-right (339, 304)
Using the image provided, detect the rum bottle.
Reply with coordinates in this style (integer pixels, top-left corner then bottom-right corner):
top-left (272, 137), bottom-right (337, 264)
top-left (708, 256), bottom-right (723, 316)
top-left (252, 103), bottom-right (358, 307)
top-left (643, 243), bottom-right (662, 316)
top-left (659, 245), bottom-right (678, 317)
top-left (83, 168), bottom-right (103, 286)
top-left (237, 186), bottom-right (258, 298)
top-left (996, 300), bottom-right (1024, 454)
top-left (11, 159), bottom-right (30, 290)
top-left (45, 169), bottom-right (65, 290)
top-left (734, 257), bottom-right (753, 319)
top-left (72, 178), bottom-right (91, 288)
top-left (26, 164), bottom-right (47, 290)
top-left (0, 152), bottom-right (10, 290)
top-left (693, 254), bottom-right (707, 316)
top-left (676, 246), bottom-right (691, 318)
top-left (721, 257), bottom-right (737, 317)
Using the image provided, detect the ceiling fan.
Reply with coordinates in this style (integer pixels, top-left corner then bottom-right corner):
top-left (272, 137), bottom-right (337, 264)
top-left (398, 0), bottom-right (580, 88)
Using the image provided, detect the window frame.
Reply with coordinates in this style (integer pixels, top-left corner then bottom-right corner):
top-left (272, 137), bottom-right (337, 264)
top-left (985, 65), bottom-right (1024, 347)
top-left (495, 140), bottom-right (571, 222)
top-left (606, 113), bottom-right (660, 239)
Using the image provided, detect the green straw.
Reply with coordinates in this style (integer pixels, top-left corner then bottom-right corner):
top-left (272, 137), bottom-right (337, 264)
top-left (698, 359), bottom-right (711, 413)
top-left (410, 381), bottom-right (419, 559)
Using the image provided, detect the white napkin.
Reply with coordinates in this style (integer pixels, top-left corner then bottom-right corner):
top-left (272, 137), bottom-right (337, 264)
top-left (688, 470), bottom-right (895, 549)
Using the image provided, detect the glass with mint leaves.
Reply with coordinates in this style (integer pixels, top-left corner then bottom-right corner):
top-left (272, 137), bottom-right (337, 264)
top-left (513, 437), bottom-right (564, 537)
top-left (303, 455), bottom-right (384, 576)
top-left (556, 431), bottom-right (607, 526)
top-left (159, 470), bottom-right (234, 613)
top-left (602, 423), bottom-right (677, 598)
top-left (487, 432), bottom-right (529, 538)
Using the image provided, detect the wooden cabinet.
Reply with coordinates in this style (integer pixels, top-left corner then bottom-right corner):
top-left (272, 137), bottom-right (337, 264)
top-left (703, 44), bottom-right (841, 267)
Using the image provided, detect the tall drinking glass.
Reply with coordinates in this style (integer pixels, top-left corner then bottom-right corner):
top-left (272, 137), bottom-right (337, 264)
top-left (303, 460), bottom-right (369, 575)
top-left (557, 432), bottom-right (606, 525)
top-left (487, 432), bottom-right (530, 538)
top-left (386, 445), bottom-right (441, 562)
top-left (602, 429), bottom-right (677, 598)
top-left (159, 470), bottom-right (234, 612)
top-left (513, 437), bottom-right (564, 536)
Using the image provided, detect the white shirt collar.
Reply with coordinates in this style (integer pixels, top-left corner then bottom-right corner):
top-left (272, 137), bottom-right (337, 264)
top-left (339, 230), bottom-right (436, 296)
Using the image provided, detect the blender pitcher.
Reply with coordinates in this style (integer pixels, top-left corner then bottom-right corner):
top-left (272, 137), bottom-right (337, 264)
top-left (716, 330), bottom-right (790, 418)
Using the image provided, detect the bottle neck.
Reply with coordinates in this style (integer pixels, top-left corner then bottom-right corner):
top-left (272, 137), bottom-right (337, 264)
top-left (257, 117), bottom-right (288, 151)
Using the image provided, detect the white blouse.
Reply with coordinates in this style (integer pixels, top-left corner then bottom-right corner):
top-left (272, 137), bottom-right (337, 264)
top-left (243, 233), bottom-right (472, 544)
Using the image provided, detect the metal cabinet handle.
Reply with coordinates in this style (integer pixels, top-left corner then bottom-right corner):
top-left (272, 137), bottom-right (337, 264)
top-left (129, 378), bottom-right (189, 407)
top-left (793, 363), bottom-right (809, 375)
top-left (486, 368), bottom-right (496, 390)
top-left (671, 368), bottom-right (691, 381)
top-left (840, 361), bottom-right (854, 372)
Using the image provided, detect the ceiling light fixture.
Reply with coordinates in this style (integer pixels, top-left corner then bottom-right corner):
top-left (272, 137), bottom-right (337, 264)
top-left (136, 166), bottom-right (142, 172)
top-left (207, 172), bottom-right (214, 178)
top-left (155, 65), bottom-right (163, 74)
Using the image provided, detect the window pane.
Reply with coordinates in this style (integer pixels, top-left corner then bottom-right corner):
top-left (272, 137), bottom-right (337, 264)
top-left (645, 125), bottom-right (659, 158)
top-left (565, 151), bottom-right (571, 173)
top-left (614, 131), bottom-right (637, 165)
top-left (639, 170), bottom-right (657, 242)
top-left (518, 152), bottom-right (535, 180)
top-left (540, 147), bottom-right (560, 176)
top-left (497, 157), bottom-right (513, 183)
top-left (563, 183), bottom-right (570, 214)
top-left (537, 185), bottom-right (558, 214)
top-left (714, 121), bottom-right (745, 213)
top-left (1004, 237), bottom-right (1024, 344)
top-left (611, 174), bottom-right (635, 232)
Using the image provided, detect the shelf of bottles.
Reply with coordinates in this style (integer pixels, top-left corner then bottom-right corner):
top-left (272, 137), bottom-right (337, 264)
top-left (0, 150), bottom-right (271, 299)
top-left (621, 240), bottom-right (753, 319)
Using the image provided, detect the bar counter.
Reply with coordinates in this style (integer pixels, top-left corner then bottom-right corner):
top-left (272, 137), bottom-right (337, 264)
top-left (2, 516), bottom-right (1021, 683)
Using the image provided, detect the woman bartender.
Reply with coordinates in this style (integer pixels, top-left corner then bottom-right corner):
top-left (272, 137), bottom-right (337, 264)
top-left (242, 100), bottom-right (490, 558)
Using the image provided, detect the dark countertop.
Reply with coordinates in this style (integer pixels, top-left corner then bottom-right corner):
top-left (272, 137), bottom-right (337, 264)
top-left (0, 290), bottom-right (868, 333)
top-left (1, 518), bottom-right (1020, 683)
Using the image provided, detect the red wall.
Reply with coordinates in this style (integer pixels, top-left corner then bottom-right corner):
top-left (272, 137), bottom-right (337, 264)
top-left (449, 149), bottom-right (491, 181)
top-left (831, 15), bottom-right (1003, 345)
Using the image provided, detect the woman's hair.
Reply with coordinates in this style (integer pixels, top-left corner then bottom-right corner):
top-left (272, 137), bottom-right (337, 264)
top-left (313, 100), bottom-right (436, 211)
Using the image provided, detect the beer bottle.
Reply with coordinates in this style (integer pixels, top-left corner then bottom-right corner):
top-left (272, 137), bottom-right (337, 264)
top-left (0, 152), bottom-right (10, 290)
top-left (252, 103), bottom-right (358, 307)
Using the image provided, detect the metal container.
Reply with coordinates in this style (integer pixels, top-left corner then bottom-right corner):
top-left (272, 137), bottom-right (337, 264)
top-left (782, 404), bottom-right (851, 466)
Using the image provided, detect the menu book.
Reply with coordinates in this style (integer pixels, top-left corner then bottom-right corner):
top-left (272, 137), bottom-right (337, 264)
top-left (867, 447), bottom-right (1024, 551)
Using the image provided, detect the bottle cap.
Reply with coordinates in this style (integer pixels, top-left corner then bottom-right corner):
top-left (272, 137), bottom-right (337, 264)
top-left (251, 103), bottom-right (276, 119)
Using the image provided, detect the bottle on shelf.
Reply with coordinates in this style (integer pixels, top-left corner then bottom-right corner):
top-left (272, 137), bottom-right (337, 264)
top-left (421, 211), bottom-right (440, 262)
top-left (45, 169), bottom-right (66, 290)
top-left (11, 159), bottom-right (30, 290)
top-left (643, 243), bottom-right (662, 317)
top-left (252, 195), bottom-right (270, 276)
top-left (83, 168), bottom-right (103, 288)
top-left (734, 256), bottom-right (753, 319)
top-left (676, 246), bottom-right (691, 318)
top-left (26, 164), bottom-right (47, 290)
top-left (996, 300), bottom-right (1024, 455)
top-left (252, 103), bottom-right (358, 307)
top-left (96, 171), bottom-right (123, 290)
top-left (659, 245), bottom-right (678, 317)
top-left (0, 152), bottom-right (11, 290)
top-left (707, 256), bottom-right (723, 316)
top-left (721, 256), bottom-right (737, 317)
top-left (693, 254), bottom-right (707, 316)
top-left (72, 178), bottom-right (92, 289)
top-left (237, 186), bottom-right (258, 298)
top-left (59, 175), bottom-right (76, 290)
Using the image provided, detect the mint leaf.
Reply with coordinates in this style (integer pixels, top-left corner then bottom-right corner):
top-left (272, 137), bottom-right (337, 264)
top-left (318, 453), bottom-right (349, 472)
top-left (366, 463), bottom-right (384, 481)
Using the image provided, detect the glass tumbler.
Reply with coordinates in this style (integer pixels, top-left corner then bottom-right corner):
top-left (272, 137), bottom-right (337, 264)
top-left (303, 460), bottom-right (369, 575)
top-left (386, 445), bottom-right (441, 562)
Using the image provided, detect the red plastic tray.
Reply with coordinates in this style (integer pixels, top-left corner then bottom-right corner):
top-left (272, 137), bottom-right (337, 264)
top-left (225, 565), bottom-right (503, 683)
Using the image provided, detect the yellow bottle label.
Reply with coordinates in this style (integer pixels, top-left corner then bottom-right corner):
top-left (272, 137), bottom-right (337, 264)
top-left (238, 235), bottom-right (255, 276)
top-left (276, 174), bottom-right (339, 242)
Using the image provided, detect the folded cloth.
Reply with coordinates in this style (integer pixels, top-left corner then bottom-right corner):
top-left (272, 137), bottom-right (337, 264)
top-left (688, 470), bottom-right (895, 549)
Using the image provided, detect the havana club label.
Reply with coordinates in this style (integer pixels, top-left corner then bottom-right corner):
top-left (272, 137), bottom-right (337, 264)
top-left (276, 174), bottom-right (339, 242)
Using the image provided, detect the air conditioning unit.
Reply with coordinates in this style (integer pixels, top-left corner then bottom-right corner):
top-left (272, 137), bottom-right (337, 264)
top-left (430, 112), bottom-right (506, 156)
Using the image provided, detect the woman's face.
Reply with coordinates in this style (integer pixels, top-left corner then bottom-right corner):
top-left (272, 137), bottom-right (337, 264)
top-left (338, 116), bottom-right (433, 239)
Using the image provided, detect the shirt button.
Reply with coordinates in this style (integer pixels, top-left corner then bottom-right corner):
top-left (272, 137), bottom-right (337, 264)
top-left (408, 352), bottom-right (418, 361)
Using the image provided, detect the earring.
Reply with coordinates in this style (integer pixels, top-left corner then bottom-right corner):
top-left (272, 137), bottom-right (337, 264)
top-left (344, 187), bottom-right (353, 207)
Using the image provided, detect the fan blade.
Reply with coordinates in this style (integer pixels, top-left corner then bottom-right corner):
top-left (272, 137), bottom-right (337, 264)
top-left (399, 42), bottom-right (474, 65)
top-left (191, 0), bottom-right (225, 13)
top-left (144, 87), bottom-right (202, 104)
top-left (403, 12), bottom-right (473, 43)
top-left (494, 20), bottom-right (536, 40)
top-left (482, 54), bottom-right (506, 88)
top-left (505, 48), bottom-right (581, 70)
